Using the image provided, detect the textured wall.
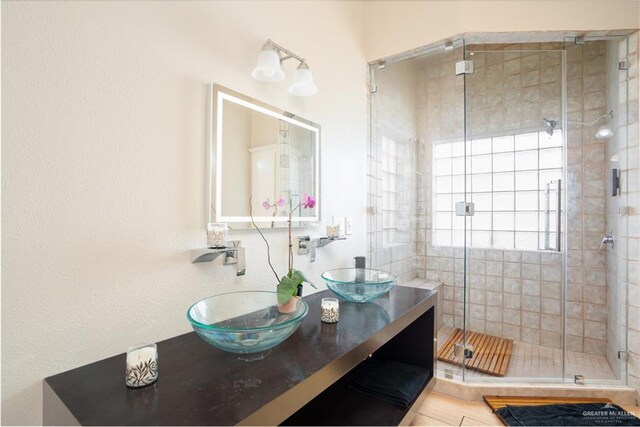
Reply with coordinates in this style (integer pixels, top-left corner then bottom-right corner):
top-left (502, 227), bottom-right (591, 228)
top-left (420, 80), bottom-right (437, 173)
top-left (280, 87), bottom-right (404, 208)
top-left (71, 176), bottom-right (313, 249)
top-left (364, 1), bottom-right (640, 61)
top-left (1, 2), bottom-right (367, 424)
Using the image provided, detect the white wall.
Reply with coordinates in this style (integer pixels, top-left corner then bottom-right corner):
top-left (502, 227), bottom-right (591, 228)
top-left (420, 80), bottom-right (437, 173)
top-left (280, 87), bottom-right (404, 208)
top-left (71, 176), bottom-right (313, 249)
top-left (1, 2), bottom-right (367, 425)
top-left (365, 1), bottom-right (640, 61)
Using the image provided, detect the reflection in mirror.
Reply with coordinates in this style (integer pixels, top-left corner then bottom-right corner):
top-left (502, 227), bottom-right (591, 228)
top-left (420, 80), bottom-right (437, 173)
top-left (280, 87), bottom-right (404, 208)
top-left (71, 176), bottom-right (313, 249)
top-left (209, 84), bottom-right (320, 229)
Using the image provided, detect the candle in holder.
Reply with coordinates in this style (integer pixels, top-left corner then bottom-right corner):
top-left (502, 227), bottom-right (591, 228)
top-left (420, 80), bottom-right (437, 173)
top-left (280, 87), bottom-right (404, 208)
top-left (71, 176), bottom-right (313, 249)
top-left (126, 343), bottom-right (158, 388)
top-left (207, 223), bottom-right (228, 248)
top-left (321, 297), bottom-right (339, 323)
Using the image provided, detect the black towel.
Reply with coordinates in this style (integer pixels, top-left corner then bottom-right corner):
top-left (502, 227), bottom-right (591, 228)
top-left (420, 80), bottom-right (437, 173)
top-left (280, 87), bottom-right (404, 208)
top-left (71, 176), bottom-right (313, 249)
top-left (349, 358), bottom-right (430, 407)
top-left (497, 403), bottom-right (640, 426)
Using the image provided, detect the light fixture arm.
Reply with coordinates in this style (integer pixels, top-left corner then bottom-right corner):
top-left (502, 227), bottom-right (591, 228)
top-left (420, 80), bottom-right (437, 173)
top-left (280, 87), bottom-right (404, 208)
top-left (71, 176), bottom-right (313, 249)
top-left (264, 39), bottom-right (307, 67)
top-left (568, 110), bottom-right (613, 127)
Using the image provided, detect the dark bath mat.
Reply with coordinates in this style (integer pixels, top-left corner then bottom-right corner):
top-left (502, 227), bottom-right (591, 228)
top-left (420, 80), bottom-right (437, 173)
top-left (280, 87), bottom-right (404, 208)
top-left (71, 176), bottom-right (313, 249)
top-left (496, 402), bottom-right (640, 426)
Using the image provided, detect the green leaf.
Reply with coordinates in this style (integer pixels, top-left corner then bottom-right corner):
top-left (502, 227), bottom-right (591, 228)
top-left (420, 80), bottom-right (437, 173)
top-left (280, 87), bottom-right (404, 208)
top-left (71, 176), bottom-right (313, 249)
top-left (289, 269), bottom-right (317, 289)
top-left (277, 276), bottom-right (298, 305)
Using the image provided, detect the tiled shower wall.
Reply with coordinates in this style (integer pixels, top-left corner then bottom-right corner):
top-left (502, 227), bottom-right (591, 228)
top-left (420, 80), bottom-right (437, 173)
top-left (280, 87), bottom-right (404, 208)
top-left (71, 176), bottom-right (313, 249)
top-left (420, 42), bottom-right (611, 355)
top-left (606, 33), bottom-right (640, 399)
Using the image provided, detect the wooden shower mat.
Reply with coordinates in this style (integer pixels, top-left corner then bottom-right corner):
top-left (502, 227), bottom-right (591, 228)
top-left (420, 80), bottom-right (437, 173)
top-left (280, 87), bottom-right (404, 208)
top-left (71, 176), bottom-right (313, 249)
top-left (437, 328), bottom-right (513, 377)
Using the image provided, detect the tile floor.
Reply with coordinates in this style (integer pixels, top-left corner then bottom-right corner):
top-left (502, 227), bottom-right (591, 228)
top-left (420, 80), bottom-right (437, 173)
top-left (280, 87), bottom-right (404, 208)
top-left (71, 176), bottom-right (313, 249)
top-left (411, 391), bottom-right (640, 426)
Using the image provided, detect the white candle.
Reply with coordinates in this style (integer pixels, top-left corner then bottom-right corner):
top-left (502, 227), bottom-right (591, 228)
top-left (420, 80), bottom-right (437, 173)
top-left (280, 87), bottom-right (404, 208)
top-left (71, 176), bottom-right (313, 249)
top-left (321, 297), bottom-right (339, 323)
top-left (126, 344), bottom-right (158, 388)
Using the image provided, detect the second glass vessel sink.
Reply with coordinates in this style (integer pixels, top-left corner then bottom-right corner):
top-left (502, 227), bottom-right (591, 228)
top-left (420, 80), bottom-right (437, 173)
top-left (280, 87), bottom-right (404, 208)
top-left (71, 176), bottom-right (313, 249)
top-left (321, 268), bottom-right (396, 303)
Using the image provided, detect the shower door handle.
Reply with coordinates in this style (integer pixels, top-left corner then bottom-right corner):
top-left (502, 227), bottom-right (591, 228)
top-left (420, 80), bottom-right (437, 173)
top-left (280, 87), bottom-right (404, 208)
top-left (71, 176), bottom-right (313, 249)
top-left (555, 179), bottom-right (561, 252)
top-left (544, 179), bottom-right (562, 252)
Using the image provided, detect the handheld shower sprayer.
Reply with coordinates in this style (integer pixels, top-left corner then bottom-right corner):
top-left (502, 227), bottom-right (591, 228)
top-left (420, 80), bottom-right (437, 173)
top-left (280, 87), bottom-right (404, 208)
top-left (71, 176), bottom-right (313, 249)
top-left (542, 118), bottom-right (559, 137)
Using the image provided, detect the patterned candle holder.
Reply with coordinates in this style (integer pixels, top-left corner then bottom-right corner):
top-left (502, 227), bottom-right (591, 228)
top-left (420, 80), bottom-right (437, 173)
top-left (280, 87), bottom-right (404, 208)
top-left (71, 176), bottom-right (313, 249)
top-left (321, 297), bottom-right (339, 323)
top-left (126, 343), bottom-right (158, 388)
top-left (207, 223), bottom-right (228, 248)
top-left (327, 224), bottom-right (341, 239)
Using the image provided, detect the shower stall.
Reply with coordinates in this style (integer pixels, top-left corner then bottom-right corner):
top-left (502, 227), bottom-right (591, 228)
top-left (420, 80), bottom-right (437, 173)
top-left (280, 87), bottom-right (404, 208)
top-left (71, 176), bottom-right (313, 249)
top-left (368, 32), bottom-right (638, 386)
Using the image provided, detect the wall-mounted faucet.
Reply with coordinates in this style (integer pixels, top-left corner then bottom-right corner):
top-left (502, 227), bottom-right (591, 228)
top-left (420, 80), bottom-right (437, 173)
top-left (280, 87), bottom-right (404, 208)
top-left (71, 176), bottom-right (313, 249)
top-left (191, 240), bottom-right (246, 276)
top-left (298, 236), bottom-right (317, 262)
top-left (298, 235), bottom-right (346, 262)
top-left (600, 233), bottom-right (615, 250)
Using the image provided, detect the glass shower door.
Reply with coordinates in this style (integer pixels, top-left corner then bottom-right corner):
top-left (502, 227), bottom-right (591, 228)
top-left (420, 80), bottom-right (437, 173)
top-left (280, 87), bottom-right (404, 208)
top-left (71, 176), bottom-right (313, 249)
top-left (367, 38), bottom-right (468, 381)
top-left (461, 45), bottom-right (566, 382)
top-left (419, 39), bottom-right (469, 381)
top-left (559, 36), bottom-right (631, 386)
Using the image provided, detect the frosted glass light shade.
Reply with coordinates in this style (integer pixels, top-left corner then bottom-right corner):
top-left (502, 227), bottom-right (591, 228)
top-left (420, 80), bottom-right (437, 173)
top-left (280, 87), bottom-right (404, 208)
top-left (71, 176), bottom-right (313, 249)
top-left (595, 124), bottom-right (613, 139)
top-left (251, 49), bottom-right (285, 82)
top-left (288, 67), bottom-right (318, 96)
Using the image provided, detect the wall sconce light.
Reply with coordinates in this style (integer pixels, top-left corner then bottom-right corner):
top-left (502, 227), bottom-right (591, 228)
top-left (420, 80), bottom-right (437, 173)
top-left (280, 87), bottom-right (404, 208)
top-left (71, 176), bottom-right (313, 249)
top-left (569, 110), bottom-right (614, 139)
top-left (252, 39), bottom-right (318, 96)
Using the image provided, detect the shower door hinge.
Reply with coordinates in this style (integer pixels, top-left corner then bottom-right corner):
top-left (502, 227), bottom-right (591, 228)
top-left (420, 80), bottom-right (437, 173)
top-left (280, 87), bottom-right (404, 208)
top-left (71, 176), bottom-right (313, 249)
top-left (455, 201), bottom-right (475, 216)
top-left (454, 343), bottom-right (474, 359)
top-left (455, 60), bottom-right (474, 75)
top-left (618, 351), bottom-right (628, 361)
top-left (619, 61), bottom-right (629, 71)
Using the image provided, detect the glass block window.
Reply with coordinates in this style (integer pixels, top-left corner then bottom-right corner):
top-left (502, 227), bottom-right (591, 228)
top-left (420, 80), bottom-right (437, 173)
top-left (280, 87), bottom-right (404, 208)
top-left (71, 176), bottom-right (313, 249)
top-left (432, 130), bottom-right (562, 250)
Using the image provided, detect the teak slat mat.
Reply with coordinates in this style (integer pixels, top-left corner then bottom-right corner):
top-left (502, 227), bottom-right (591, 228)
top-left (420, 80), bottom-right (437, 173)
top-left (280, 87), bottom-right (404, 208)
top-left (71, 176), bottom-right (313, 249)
top-left (483, 396), bottom-right (613, 412)
top-left (437, 328), bottom-right (513, 376)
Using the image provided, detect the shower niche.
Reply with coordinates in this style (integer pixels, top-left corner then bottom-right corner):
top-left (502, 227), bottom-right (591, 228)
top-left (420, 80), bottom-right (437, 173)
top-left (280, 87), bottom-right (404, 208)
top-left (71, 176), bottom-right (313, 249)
top-left (368, 31), bottom-right (637, 387)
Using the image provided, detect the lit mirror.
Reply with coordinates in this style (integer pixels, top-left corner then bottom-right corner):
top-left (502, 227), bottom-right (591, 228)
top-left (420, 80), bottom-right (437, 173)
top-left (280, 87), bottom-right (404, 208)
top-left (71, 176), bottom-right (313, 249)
top-left (209, 84), bottom-right (320, 229)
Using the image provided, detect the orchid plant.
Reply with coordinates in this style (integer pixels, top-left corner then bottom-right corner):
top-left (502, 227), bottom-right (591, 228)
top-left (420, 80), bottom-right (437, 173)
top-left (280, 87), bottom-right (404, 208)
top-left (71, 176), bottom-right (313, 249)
top-left (250, 193), bottom-right (317, 305)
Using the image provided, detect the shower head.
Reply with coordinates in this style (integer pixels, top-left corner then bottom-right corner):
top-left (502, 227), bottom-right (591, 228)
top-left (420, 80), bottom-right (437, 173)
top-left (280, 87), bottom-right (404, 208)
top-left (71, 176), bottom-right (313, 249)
top-left (542, 118), bottom-right (559, 137)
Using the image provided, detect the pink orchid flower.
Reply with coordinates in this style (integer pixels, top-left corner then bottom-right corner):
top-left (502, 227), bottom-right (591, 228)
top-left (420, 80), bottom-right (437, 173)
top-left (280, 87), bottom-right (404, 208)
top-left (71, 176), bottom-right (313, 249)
top-left (276, 196), bottom-right (286, 208)
top-left (301, 193), bottom-right (316, 209)
top-left (262, 199), bottom-right (271, 210)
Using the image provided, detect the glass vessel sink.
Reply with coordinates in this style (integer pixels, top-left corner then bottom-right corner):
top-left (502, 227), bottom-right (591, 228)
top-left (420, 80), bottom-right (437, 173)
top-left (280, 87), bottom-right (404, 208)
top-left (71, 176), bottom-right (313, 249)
top-left (321, 268), bottom-right (396, 303)
top-left (187, 291), bottom-right (308, 355)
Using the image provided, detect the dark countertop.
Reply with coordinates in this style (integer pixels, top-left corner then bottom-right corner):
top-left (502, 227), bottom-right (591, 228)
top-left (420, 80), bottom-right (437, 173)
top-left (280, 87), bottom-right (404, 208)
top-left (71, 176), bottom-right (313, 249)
top-left (44, 287), bottom-right (436, 426)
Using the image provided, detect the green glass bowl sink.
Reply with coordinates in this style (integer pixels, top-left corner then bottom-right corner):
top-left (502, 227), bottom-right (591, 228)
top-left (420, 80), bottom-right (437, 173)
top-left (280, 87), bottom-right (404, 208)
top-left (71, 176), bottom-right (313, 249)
top-left (321, 268), bottom-right (396, 303)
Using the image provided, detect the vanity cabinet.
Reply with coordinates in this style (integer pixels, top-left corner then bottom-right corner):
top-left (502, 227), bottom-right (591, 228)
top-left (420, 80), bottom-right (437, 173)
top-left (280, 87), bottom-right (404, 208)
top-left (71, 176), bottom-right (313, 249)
top-left (44, 287), bottom-right (436, 426)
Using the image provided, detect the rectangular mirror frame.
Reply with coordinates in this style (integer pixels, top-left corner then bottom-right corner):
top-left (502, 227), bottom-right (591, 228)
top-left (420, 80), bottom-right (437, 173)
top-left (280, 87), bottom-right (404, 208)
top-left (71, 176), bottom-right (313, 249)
top-left (208, 83), bottom-right (321, 226)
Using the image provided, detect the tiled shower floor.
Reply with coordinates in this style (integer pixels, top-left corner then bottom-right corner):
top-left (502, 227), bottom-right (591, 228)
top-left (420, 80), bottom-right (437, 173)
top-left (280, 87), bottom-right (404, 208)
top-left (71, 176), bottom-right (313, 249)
top-left (436, 326), bottom-right (618, 381)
